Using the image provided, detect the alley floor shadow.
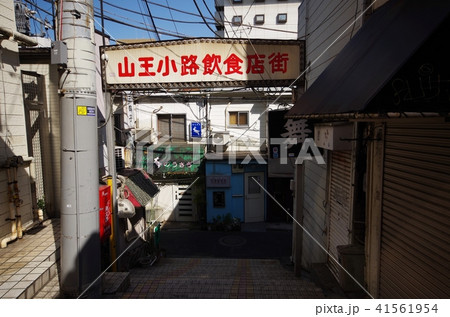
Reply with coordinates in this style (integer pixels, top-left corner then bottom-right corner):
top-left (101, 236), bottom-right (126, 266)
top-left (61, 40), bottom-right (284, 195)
top-left (158, 228), bottom-right (293, 260)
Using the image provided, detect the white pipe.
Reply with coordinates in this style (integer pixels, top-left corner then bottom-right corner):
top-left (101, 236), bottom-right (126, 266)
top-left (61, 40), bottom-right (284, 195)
top-left (0, 26), bottom-right (38, 46)
top-left (224, 101), bottom-right (231, 131)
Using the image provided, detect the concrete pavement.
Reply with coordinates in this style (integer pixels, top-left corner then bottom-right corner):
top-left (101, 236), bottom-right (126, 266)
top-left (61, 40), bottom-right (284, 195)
top-left (108, 257), bottom-right (325, 299)
top-left (27, 220), bottom-right (333, 299)
top-left (0, 219), bottom-right (60, 299)
top-left (105, 222), bottom-right (325, 299)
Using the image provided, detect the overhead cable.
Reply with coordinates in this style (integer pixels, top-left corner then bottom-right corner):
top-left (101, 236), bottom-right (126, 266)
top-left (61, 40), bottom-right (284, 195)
top-left (143, 0), bottom-right (161, 41)
top-left (192, 0), bottom-right (221, 38)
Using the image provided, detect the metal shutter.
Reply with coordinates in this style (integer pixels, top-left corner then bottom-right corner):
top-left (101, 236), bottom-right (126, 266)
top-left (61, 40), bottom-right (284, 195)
top-left (302, 159), bottom-right (329, 267)
top-left (379, 121), bottom-right (450, 298)
top-left (157, 114), bottom-right (186, 142)
top-left (157, 114), bottom-right (170, 140)
top-left (328, 150), bottom-right (353, 279)
top-left (171, 115), bottom-right (186, 142)
top-left (175, 184), bottom-right (195, 221)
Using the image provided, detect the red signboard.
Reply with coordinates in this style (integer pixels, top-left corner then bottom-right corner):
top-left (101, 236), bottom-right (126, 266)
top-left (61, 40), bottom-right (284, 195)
top-left (101, 38), bottom-right (304, 89)
top-left (99, 185), bottom-right (112, 243)
top-left (206, 175), bottom-right (231, 188)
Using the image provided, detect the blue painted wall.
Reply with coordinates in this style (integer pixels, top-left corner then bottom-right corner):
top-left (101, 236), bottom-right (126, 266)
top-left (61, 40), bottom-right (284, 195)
top-left (205, 160), bottom-right (267, 223)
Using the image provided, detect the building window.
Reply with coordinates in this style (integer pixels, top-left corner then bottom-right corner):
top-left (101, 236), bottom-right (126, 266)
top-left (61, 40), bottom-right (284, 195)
top-left (229, 111), bottom-right (248, 126)
top-left (255, 0), bottom-right (265, 2)
top-left (213, 191), bottom-right (226, 208)
top-left (232, 15), bottom-right (242, 26)
top-left (277, 13), bottom-right (287, 24)
top-left (247, 175), bottom-right (261, 194)
top-left (254, 14), bottom-right (264, 25)
top-left (232, 0), bottom-right (243, 3)
top-left (157, 114), bottom-right (186, 142)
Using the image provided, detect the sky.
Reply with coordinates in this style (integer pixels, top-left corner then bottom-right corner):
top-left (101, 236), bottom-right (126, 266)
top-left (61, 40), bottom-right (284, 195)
top-left (27, 0), bottom-right (217, 42)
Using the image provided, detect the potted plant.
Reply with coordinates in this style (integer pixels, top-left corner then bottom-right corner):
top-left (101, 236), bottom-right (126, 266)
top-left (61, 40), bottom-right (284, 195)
top-left (36, 197), bottom-right (45, 222)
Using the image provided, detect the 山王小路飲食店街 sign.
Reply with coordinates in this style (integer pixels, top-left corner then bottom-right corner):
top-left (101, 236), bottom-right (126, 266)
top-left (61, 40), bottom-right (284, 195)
top-left (102, 39), bottom-right (303, 89)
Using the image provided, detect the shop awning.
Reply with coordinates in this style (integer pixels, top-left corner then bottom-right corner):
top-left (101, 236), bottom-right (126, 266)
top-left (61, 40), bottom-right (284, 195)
top-left (118, 169), bottom-right (159, 207)
top-left (286, 0), bottom-right (450, 119)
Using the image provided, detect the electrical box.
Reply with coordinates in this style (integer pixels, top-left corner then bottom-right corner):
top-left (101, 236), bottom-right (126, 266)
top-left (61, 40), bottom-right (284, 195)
top-left (314, 124), bottom-right (353, 151)
top-left (51, 41), bottom-right (68, 65)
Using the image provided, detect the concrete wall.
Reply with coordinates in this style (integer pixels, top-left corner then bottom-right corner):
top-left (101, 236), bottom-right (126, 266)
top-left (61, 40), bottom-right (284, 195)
top-left (298, 0), bottom-right (364, 86)
top-left (294, 0), bottom-right (364, 269)
top-left (0, 0), bottom-right (34, 240)
top-left (134, 95), bottom-right (272, 154)
top-left (146, 184), bottom-right (177, 222)
top-left (222, 0), bottom-right (301, 39)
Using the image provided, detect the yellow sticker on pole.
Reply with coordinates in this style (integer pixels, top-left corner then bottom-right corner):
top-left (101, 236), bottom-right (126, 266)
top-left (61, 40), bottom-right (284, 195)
top-left (77, 106), bottom-right (96, 116)
top-left (77, 106), bottom-right (87, 116)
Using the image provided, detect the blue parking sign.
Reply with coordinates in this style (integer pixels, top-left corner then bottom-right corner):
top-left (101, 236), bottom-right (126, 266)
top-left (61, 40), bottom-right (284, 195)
top-left (191, 122), bottom-right (201, 138)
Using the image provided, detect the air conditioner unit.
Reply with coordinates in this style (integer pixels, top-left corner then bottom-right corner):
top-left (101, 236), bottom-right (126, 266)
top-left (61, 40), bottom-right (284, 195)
top-left (211, 131), bottom-right (230, 145)
top-left (135, 128), bottom-right (152, 143)
top-left (210, 131), bottom-right (230, 153)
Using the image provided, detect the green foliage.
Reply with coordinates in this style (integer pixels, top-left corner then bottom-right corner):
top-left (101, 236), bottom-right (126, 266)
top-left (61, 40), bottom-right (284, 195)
top-left (211, 213), bottom-right (241, 231)
top-left (37, 197), bottom-right (45, 211)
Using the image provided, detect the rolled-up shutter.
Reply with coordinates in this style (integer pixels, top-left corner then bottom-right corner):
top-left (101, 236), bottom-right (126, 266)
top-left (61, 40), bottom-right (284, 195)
top-left (328, 150), bottom-right (353, 279)
top-left (380, 120), bottom-right (450, 298)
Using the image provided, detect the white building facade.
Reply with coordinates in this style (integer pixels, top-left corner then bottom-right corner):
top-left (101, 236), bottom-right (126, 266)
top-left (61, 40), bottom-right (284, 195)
top-left (215, 0), bottom-right (301, 39)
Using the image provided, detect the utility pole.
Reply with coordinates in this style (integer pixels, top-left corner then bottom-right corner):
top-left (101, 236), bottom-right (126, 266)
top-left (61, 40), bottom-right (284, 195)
top-left (58, 0), bottom-right (101, 297)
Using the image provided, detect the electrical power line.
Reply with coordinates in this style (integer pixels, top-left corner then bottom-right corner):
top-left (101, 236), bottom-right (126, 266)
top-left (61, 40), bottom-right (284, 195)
top-left (102, 0), bottom-right (213, 25)
top-left (143, 0), bottom-right (160, 41)
top-left (192, 0), bottom-right (221, 37)
top-left (165, 0), bottom-right (179, 34)
top-left (95, 7), bottom-right (191, 39)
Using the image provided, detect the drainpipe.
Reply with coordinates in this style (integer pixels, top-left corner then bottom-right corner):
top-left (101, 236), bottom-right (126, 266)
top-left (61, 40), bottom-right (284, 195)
top-left (224, 101), bottom-right (231, 132)
top-left (0, 26), bottom-right (38, 46)
top-left (205, 96), bottom-right (209, 152)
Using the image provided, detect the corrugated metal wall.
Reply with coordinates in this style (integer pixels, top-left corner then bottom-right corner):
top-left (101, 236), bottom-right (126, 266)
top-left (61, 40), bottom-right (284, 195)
top-left (328, 150), bottom-right (353, 279)
top-left (379, 121), bottom-right (450, 298)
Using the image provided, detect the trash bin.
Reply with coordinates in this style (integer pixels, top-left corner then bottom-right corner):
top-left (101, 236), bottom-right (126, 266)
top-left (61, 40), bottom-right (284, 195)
top-left (337, 244), bottom-right (365, 292)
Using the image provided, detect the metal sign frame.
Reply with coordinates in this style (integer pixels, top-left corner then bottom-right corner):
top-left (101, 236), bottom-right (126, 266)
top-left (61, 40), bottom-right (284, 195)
top-left (101, 38), bottom-right (305, 90)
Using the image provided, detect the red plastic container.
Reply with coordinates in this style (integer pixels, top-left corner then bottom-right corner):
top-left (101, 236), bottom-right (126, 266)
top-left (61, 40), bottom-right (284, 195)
top-left (99, 185), bottom-right (112, 243)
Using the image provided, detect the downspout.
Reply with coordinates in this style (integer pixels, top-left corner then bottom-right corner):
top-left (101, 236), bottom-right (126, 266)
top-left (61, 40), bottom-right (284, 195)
top-left (205, 95), bottom-right (210, 152)
top-left (224, 101), bottom-right (231, 132)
